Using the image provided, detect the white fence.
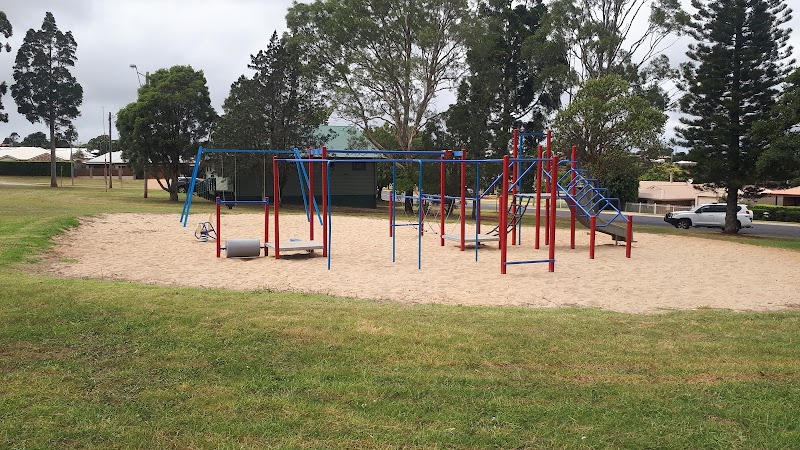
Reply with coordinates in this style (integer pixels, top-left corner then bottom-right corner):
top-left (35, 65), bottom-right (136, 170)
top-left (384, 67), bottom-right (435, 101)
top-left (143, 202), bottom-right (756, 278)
top-left (623, 202), bottom-right (692, 215)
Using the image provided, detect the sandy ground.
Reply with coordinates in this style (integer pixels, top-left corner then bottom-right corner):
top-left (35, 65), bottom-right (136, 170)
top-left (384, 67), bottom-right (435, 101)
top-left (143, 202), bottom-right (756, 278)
top-left (39, 212), bottom-right (800, 313)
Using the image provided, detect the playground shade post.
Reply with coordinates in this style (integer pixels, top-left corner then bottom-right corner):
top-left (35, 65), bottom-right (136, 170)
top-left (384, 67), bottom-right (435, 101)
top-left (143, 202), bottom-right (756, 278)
top-left (590, 216), bottom-right (596, 260)
top-left (626, 215), bottom-right (633, 258)
top-left (322, 146), bottom-right (328, 258)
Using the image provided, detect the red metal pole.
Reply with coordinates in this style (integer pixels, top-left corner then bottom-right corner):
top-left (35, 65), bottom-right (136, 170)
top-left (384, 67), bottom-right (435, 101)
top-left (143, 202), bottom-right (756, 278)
top-left (545, 199), bottom-right (550, 246)
top-left (216, 196), bottom-right (221, 258)
top-left (322, 146), bottom-right (328, 257)
top-left (440, 154), bottom-right (445, 246)
top-left (570, 144), bottom-right (577, 250)
top-left (511, 129), bottom-right (519, 246)
top-left (626, 215), bottom-right (633, 258)
top-left (589, 216), bottom-right (596, 260)
top-left (501, 155), bottom-right (509, 274)
top-left (265, 200), bottom-right (270, 256)
top-left (309, 153), bottom-right (314, 241)
top-left (545, 129), bottom-right (552, 246)
top-left (535, 144), bottom-right (542, 249)
top-left (549, 155), bottom-right (558, 272)
top-left (460, 148), bottom-right (466, 251)
top-left (273, 156), bottom-right (280, 260)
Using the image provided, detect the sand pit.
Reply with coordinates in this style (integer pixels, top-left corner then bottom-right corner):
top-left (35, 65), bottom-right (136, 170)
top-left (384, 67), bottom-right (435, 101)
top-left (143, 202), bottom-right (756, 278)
top-left (40, 212), bottom-right (800, 313)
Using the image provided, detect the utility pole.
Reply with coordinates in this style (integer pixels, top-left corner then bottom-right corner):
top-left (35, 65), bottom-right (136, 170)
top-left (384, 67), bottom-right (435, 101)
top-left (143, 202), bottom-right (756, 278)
top-left (108, 112), bottom-right (113, 189)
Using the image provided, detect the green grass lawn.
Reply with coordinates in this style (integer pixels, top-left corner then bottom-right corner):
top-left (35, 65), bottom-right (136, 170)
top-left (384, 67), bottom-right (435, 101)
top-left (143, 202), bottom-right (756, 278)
top-left (1, 178), bottom-right (799, 448)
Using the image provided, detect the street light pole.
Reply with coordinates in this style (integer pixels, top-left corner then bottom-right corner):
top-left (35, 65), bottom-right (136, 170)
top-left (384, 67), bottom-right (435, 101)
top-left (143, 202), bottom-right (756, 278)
top-left (130, 64), bottom-right (148, 198)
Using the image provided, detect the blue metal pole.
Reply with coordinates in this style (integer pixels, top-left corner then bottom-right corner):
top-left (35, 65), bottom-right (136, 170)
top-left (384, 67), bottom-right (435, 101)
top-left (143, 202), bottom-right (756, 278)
top-left (180, 146), bottom-right (204, 227)
top-left (475, 162), bottom-right (480, 262)
top-left (417, 160), bottom-right (423, 270)
top-left (392, 162), bottom-right (397, 263)
top-left (327, 160), bottom-right (332, 270)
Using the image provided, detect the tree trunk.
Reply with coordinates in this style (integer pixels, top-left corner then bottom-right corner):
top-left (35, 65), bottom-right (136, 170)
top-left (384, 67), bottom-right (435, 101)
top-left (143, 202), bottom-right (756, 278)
top-left (724, 187), bottom-right (740, 234)
top-left (50, 121), bottom-right (57, 187)
top-left (404, 189), bottom-right (414, 214)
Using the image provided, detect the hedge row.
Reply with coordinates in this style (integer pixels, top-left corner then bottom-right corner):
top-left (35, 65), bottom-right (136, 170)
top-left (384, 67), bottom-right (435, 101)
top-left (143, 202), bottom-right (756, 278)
top-left (0, 161), bottom-right (73, 176)
top-left (750, 204), bottom-right (800, 223)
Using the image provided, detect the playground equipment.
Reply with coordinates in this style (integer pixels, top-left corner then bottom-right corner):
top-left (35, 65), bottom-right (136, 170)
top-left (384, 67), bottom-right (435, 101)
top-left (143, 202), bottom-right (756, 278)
top-left (194, 213), bottom-right (216, 242)
top-left (192, 128), bottom-right (633, 272)
top-left (180, 147), bottom-right (321, 229)
top-left (215, 197), bottom-right (270, 258)
top-left (265, 154), bottom-right (324, 258)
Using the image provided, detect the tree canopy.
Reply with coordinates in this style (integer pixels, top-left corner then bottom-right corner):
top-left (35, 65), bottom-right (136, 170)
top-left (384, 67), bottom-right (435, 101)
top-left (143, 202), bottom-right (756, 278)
top-left (116, 65), bottom-right (216, 201)
top-left (19, 131), bottom-right (48, 148)
top-left (213, 31), bottom-right (327, 151)
top-left (676, 0), bottom-right (794, 232)
top-left (11, 11), bottom-right (82, 187)
top-left (0, 10), bottom-right (12, 123)
top-left (752, 68), bottom-right (800, 185)
top-left (553, 75), bottom-right (667, 203)
top-left (446, 0), bottom-right (570, 160)
top-left (287, 0), bottom-right (469, 151)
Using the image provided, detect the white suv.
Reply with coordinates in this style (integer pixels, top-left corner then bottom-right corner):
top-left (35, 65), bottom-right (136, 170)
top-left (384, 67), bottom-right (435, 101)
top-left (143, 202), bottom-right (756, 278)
top-left (664, 203), bottom-right (753, 230)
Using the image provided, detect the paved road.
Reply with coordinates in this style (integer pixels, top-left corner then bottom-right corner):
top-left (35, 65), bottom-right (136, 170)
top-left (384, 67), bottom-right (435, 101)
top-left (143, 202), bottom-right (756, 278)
top-left (586, 211), bottom-right (800, 239)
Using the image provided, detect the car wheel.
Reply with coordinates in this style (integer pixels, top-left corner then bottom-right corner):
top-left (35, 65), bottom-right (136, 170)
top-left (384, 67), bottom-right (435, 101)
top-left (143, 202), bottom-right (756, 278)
top-left (177, 186), bottom-right (187, 193)
top-left (677, 219), bottom-right (691, 229)
top-left (736, 220), bottom-right (742, 231)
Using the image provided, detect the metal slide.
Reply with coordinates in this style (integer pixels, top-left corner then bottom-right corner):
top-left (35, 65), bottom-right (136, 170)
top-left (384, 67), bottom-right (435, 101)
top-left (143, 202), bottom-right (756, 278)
top-left (557, 170), bottom-right (630, 242)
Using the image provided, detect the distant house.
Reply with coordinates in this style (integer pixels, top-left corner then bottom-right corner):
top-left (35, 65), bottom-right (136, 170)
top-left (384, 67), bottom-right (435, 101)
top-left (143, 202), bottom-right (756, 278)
top-left (638, 181), bottom-right (724, 206)
top-left (78, 151), bottom-right (135, 178)
top-left (0, 146), bottom-right (75, 162)
top-left (750, 186), bottom-right (800, 207)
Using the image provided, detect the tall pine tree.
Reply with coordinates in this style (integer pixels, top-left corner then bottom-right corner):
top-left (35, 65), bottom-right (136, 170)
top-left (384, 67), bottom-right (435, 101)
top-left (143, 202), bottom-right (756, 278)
top-left (11, 12), bottom-right (83, 187)
top-left (677, 0), bottom-right (794, 233)
top-left (0, 11), bottom-right (12, 123)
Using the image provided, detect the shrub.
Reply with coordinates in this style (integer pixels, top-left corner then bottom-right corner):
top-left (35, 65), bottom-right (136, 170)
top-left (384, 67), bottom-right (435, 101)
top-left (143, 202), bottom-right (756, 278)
top-left (750, 204), bottom-right (800, 222)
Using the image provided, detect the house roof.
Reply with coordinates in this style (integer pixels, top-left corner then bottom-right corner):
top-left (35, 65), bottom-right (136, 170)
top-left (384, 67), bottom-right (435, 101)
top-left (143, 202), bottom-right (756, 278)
top-left (638, 181), bottom-right (724, 202)
top-left (84, 151), bottom-right (127, 165)
top-left (0, 146), bottom-right (75, 162)
top-left (762, 186), bottom-right (800, 197)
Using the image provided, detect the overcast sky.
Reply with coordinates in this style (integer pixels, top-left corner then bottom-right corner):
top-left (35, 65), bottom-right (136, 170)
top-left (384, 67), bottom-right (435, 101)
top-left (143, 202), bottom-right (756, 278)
top-left (0, 0), bottom-right (799, 147)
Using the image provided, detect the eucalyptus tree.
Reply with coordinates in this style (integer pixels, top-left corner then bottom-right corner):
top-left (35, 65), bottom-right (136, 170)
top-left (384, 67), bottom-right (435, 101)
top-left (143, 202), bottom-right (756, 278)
top-left (677, 0), bottom-right (794, 233)
top-left (286, 0), bottom-right (469, 151)
top-left (11, 12), bottom-right (83, 187)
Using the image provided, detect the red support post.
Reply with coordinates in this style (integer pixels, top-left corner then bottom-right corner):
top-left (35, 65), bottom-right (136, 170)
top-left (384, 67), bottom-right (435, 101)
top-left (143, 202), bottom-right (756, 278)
top-left (500, 155), bottom-right (509, 274)
top-left (216, 196), bottom-right (221, 258)
top-left (549, 155), bottom-right (558, 272)
top-left (309, 153), bottom-right (314, 241)
top-left (273, 156), bottom-right (280, 260)
top-left (535, 144), bottom-right (542, 249)
top-left (322, 146), bottom-right (328, 257)
top-left (589, 216), bottom-right (596, 260)
top-left (460, 148), bottom-right (466, 251)
top-left (440, 154), bottom-right (446, 246)
top-left (626, 215), bottom-right (633, 258)
top-left (264, 200), bottom-right (270, 256)
top-left (511, 129), bottom-right (519, 246)
top-left (570, 144), bottom-right (577, 250)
